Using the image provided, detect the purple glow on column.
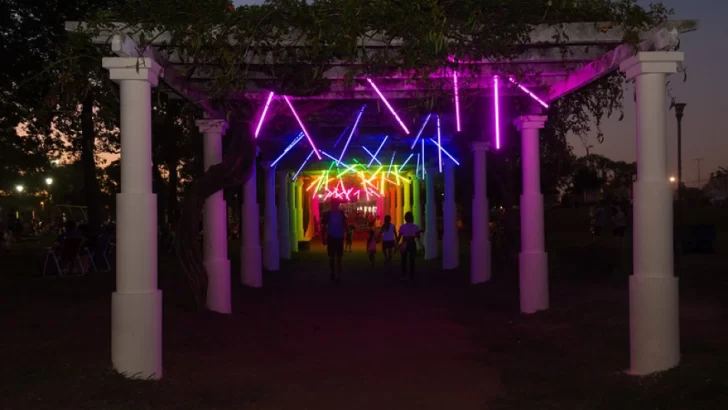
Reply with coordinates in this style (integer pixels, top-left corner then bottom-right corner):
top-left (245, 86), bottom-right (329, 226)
top-left (453, 72), bottom-right (461, 132)
top-left (270, 132), bottom-right (305, 167)
top-left (420, 139), bottom-right (425, 179)
top-left (292, 149), bottom-right (316, 181)
top-left (410, 113), bottom-right (432, 149)
top-left (367, 135), bottom-right (388, 168)
top-left (437, 114), bottom-right (443, 173)
top-left (366, 78), bottom-right (410, 134)
top-left (387, 151), bottom-right (396, 177)
top-left (508, 77), bottom-right (549, 109)
top-left (283, 96), bottom-right (322, 159)
top-left (338, 105), bottom-right (366, 166)
top-left (254, 91), bottom-right (275, 138)
top-left (494, 76), bottom-right (501, 150)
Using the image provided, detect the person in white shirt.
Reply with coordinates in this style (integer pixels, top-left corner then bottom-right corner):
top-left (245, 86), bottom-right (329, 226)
top-left (379, 215), bottom-right (397, 264)
top-left (397, 212), bottom-right (421, 280)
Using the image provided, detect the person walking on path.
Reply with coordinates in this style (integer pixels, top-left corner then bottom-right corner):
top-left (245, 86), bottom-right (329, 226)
top-left (322, 199), bottom-right (346, 282)
top-left (379, 215), bottom-right (397, 265)
top-left (397, 212), bottom-right (421, 280)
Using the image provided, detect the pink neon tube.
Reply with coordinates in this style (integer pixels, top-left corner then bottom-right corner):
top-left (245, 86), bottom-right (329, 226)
top-left (366, 78), bottom-right (410, 134)
top-left (254, 91), bottom-right (274, 138)
top-left (493, 76), bottom-right (501, 150)
top-left (283, 96), bottom-right (322, 159)
top-left (508, 77), bottom-right (549, 109)
top-left (453, 72), bottom-right (461, 132)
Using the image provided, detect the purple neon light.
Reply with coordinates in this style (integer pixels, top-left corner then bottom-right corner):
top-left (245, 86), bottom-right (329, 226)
top-left (410, 113), bottom-right (432, 150)
top-left (453, 72), bottom-right (461, 132)
top-left (254, 91), bottom-right (274, 138)
top-left (494, 76), bottom-right (501, 150)
top-left (437, 115), bottom-right (443, 173)
top-left (508, 77), bottom-right (549, 109)
top-left (283, 96), bottom-right (322, 159)
top-left (338, 105), bottom-right (366, 166)
top-left (366, 78), bottom-right (410, 134)
top-left (420, 139), bottom-right (425, 179)
top-left (367, 135), bottom-right (388, 168)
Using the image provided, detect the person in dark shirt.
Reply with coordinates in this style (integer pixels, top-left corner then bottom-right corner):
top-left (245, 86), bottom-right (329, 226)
top-left (322, 199), bottom-right (346, 282)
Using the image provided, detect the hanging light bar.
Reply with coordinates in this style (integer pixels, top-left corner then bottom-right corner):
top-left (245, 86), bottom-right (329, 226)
top-left (283, 96), bottom-right (322, 159)
top-left (362, 146), bottom-right (382, 165)
top-left (333, 126), bottom-right (350, 148)
top-left (398, 153), bottom-right (414, 172)
top-left (493, 76), bottom-right (501, 150)
top-left (270, 132), bottom-right (305, 167)
top-left (338, 105), bottom-right (366, 166)
top-left (386, 151), bottom-right (396, 177)
top-left (367, 135), bottom-right (389, 168)
top-left (437, 114), bottom-right (443, 173)
top-left (420, 139), bottom-right (425, 179)
top-left (429, 138), bottom-right (460, 165)
top-left (415, 153), bottom-right (421, 180)
top-left (254, 91), bottom-right (275, 138)
top-left (453, 72), bottom-right (461, 132)
top-left (292, 149), bottom-right (316, 181)
top-left (366, 78), bottom-right (410, 134)
top-left (410, 113), bottom-right (432, 149)
top-left (508, 77), bottom-right (549, 109)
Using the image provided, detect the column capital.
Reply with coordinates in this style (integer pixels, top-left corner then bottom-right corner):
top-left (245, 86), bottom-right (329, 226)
top-left (619, 51), bottom-right (684, 81)
top-left (513, 115), bottom-right (547, 131)
top-left (470, 141), bottom-right (491, 152)
top-left (196, 119), bottom-right (228, 135)
top-left (102, 57), bottom-right (162, 86)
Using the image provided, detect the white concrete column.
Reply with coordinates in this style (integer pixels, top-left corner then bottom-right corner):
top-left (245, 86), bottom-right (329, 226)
top-left (197, 119), bottom-right (231, 314)
top-left (277, 170), bottom-right (291, 260)
top-left (295, 180), bottom-right (304, 242)
top-left (412, 176), bottom-right (422, 227)
top-left (289, 176), bottom-right (298, 252)
top-left (262, 162), bottom-right (279, 271)
top-left (103, 57), bottom-right (163, 379)
top-left (442, 160), bottom-right (459, 269)
top-left (514, 115), bottom-right (549, 314)
top-left (620, 51), bottom-right (683, 375)
top-left (241, 153), bottom-right (262, 287)
top-left (471, 142), bottom-right (491, 284)
top-left (424, 166), bottom-right (438, 260)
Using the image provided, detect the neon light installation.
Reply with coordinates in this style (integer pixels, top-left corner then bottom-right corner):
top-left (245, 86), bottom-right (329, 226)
top-left (410, 113), bottom-right (432, 150)
top-left (333, 126), bottom-right (350, 148)
top-left (387, 151), bottom-right (396, 177)
top-left (493, 76), bottom-right (501, 150)
top-left (362, 146), bottom-right (382, 165)
top-left (429, 138), bottom-right (460, 166)
top-left (292, 149), bottom-right (316, 181)
top-left (453, 72), bottom-right (461, 132)
top-left (399, 153), bottom-right (414, 172)
top-left (366, 78), bottom-right (410, 134)
top-left (254, 91), bottom-right (275, 138)
top-left (338, 105), bottom-right (366, 166)
top-left (415, 153), bottom-right (421, 180)
top-left (420, 139), bottom-right (425, 179)
top-left (367, 135), bottom-right (389, 168)
top-left (437, 114), bottom-right (443, 173)
top-left (508, 77), bottom-right (549, 109)
top-left (283, 96), bottom-right (322, 159)
top-left (270, 132), bottom-right (305, 167)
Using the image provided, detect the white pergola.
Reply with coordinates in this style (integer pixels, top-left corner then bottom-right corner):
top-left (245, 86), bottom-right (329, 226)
top-left (67, 19), bottom-right (697, 380)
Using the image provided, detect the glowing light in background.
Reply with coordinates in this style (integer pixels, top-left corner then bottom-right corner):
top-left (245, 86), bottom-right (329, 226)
top-left (270, 132), bottom-right (305, 167)
top-left (437, 114), bottom-right (443, 173)
top-left (415, 153), bottom-right (420, 180)
top-left (283, 96), bottom-right (322, 159)
top-left (292, 149), bottom-right (316, 181)
top-left (493, 76), bottom-right (501, 150)
top-left (399, 153), bottom-right (414, 172)
top-left (453, 72), bottom-right (461, 132)
top-left (508, 77), bottom-right (549, 109)
top-left (338, 105), bottom-right (366, 166)
top-left (410, 113), bottom-right (432, 149)
top-left (387, 151), bottom-right (396, 177)
top-left (368, 135), bottom-right (388, 168)
top-left (254, 91), bottom-right (275, 138)
top-left (366, 78), bottom-right (410, 134)
top-left (429, 138), bottom-right (460, 166)
top-left (362, 146), bottom-right (382, 165)
top-left (420, 139), bottom-right (425, 179)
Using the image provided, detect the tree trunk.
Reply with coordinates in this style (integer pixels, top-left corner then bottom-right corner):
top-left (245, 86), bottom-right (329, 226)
top-left (81, 93), bottom-right (102, 234)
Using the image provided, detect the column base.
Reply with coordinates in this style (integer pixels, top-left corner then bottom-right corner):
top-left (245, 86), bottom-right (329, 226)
top-left (204, 258), bottom-right (231, 314)
top-left (519, 251), bottom-right (549, 314)
top-left (470, 239), bottom-right (491, 284)
top-left (263, 239), bottom-right (280, 271)
top-left (627, 275), bottom-right (680, 375)
top-left (442, 233), bottom-right (459, 270)
top-left (290, 232), bottom-right (299, 252)
top-left (241, 245), bottom-right (262, 288)
top-left (279, 233), bottom-right (291, 260)
top-left (111, 290), bottom-right (163, 379)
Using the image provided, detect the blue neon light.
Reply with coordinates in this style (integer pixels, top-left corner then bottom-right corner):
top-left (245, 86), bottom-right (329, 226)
top-left (270, 132), bottom-right (305, 167)
top-left (399, 153), bottom-right (414, 172)
top-left (437, 114), bottom-right (443, 173)
top-left (429, 138), bottom-right (460, 166)
top-left (362, 146), bottom-right (382, 165)
top-left (411, 113), bottom-right (432, 150)
top-left (338, 105), bottom-right (366, 166)
top-left (387, 151), bottom-right (396, 177)
top-left (292, 149), bottom-right (316, 181)
top-left (367, 135), bottom-right (389, 168)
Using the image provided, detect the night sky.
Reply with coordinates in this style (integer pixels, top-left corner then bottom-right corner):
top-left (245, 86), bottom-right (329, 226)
top-left (235, 0), bottom-right (725, 184)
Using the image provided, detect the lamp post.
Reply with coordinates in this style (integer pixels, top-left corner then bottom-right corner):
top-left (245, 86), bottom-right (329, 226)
top-left (674, 103), bottom-right (686, 200)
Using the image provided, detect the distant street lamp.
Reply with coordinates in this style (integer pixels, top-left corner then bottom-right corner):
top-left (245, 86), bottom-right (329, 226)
top-left (15, 185), bottom-right (24, 193)
top-left (45, 177), bottom-right (53, 186)
top-left (669, 176), bottom-right (676, 183)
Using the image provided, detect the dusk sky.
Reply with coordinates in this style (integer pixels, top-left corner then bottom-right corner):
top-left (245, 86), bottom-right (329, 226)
top-left (234, 0), bottom-right (725, 185)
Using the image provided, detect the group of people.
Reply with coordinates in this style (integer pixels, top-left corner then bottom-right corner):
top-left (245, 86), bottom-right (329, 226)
top-left (321, 199), bottom-right (422, 282)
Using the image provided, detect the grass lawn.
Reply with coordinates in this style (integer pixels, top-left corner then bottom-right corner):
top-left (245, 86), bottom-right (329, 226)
top-left (1, 225), bottom-right (727, 409)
